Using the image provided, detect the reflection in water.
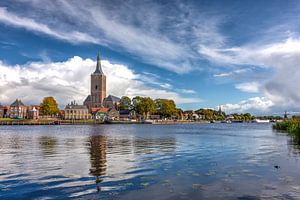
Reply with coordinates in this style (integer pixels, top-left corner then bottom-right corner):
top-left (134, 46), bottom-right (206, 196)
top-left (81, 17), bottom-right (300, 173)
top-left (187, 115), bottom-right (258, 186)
top-left (133, 138), bottom-right (176, 155)
top-left (1, 124), bottom-right (300, 199)
top-left (9, 135), bottom-right (22, 149)
top-left (87, 135), bottom-right (107, 192)
top-left (39, 136), bottom-right (58, 156)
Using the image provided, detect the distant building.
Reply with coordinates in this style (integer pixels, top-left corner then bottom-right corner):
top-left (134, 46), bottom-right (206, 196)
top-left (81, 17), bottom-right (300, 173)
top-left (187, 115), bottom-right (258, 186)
top-left (65, 101), bottom-right (90, 120)
top-left (3, 106), bottom-right (10, 118)
top-left (119, 109), bottom-right (136, 121)
top-left (183, 110), bottom-right (194, 120)
top-left (84, 52), bottom-right (106, 110)
top-left (27, 107), bottom-right (39, 120)
top-left (103, 95), bottom-right (121, 109)
top-left (107, 107), bottom-right (119, 120)
top-left (92, 107), bottom-right (109, 120)
top-left (0, 104), bottom-right (4, 118)
top-left (9, 99), bottom-right (27, 119)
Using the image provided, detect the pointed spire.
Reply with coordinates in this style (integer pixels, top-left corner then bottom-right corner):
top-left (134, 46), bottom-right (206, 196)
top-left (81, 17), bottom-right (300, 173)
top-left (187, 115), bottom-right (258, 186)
top-left (94, 50), bottom-right (104, 74)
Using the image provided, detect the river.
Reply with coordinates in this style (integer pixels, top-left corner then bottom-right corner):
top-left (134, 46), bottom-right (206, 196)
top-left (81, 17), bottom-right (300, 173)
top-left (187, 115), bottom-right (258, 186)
top-left (0, 123), bottom-right (300, 199)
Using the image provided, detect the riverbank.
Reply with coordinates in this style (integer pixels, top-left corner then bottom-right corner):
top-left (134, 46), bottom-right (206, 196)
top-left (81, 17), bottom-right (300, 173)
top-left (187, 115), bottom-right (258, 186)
top-left (0, 118), bottom-right (274, 125)
top-left (0, 119), bottom-right (215, 125)
top-left (273, 118), bottom-right (300, 143)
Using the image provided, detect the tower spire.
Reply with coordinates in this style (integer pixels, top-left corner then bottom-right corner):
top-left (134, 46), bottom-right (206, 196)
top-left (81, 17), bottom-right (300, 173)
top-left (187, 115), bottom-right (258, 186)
top-left (94, 51), bottom-right (104, 74)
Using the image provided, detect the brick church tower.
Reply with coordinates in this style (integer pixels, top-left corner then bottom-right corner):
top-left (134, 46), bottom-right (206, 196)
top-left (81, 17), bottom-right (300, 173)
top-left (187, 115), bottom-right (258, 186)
top-left (84, 52), bottom-right (106, 110)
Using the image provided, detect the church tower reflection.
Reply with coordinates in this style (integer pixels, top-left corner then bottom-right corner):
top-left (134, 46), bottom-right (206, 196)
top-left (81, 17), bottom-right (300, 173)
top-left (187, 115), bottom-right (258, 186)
top-left (88, 135), bottom-right (107, 192)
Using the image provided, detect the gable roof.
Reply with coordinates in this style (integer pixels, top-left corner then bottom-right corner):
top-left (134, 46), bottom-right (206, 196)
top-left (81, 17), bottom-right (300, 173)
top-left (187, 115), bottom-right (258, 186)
top-left (84, 95), bottom-right (91, 103)
top-left (10, 99), bottom-right (25, 107)
top-left (105, 95), bottom-right (121, 102)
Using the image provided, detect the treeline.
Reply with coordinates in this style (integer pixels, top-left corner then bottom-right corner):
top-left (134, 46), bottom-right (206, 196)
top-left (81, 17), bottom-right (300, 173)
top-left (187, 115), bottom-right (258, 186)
top-left (195, 109), bottom-right (225, 120)
top-left (119, 96), bottom-right (182, 119)
top-left (273, 117), bottom-right (300, 144)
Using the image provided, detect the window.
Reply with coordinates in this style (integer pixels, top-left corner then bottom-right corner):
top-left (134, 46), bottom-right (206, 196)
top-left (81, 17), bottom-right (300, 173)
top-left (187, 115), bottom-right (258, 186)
top-left (95, 85), bottom-right (98, 90)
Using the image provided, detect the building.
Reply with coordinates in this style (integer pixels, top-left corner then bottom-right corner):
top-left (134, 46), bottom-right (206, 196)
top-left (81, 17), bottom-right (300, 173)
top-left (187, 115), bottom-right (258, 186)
top-left (0, 104), bottom-right (4, 118)
top-left (9, 99), bottom-right (27, 119)
top-left (92, 107), bottom-right (109, 120)
top-left (65, 101), bottom-right (91, 120)
top-left (103, 95), bottom-right (121, 109)
top-left (119, 109), bottom-right (136, 121)
top-left (84, 52), bottom-right (106, 110)
top-left (3, 106), bottom-right (10, 118)
top-left (107, 107), bottom-right (119, 120)
top-left (27, 107), bottom-right (39, 120)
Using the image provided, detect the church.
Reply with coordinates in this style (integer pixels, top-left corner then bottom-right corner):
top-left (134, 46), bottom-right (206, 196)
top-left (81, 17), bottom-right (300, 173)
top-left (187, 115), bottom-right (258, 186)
top-left (84, 52), bottom-right (120, 111)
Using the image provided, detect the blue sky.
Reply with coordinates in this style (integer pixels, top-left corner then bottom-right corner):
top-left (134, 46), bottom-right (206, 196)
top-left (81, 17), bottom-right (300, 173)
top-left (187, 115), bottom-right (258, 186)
top-left (0, 0), bottom-right (299, 115)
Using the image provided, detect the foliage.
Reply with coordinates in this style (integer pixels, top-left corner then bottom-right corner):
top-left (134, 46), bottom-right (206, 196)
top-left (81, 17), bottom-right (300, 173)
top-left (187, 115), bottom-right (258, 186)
top-left (195, 108), bottom-right (225, 120)
top-left (256, 115), bottom-right (282, 120)
top-left (155, 99), bottom-right (178, 118)
top-left (40, 97), bottom-right (60, 116)
top-left (273, 118), bottom-right (300, 144)
top-left (231, 113), bottom-right (254, 121)
top-left (119, 96), bottom-right (132, 110)
top-left (132, 96), bottom-right (156, 119)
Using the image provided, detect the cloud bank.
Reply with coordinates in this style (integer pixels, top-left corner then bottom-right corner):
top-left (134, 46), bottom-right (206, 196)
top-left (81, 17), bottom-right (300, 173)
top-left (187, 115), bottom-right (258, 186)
top-left (0, 56), bottom-right (201, 107)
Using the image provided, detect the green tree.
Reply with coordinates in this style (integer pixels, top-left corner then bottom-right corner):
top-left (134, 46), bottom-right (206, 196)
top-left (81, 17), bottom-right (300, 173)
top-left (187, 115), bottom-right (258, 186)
top-left (40, 96), bottom-right (60, 116)
top-left (133, 96), bottom-right (155, 119)
top-left (155, 99), bottom-right (178, 118)
top-left (119, 96), bottom-right (132, 110)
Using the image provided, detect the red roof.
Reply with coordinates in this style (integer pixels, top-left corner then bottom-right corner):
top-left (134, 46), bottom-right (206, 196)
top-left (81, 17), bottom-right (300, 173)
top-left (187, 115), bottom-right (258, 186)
top-left (91, 107), bottom-right (109, 113)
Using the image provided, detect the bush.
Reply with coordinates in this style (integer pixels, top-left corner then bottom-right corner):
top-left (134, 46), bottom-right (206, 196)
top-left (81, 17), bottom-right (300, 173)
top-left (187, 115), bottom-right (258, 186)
top-left (274, 118), bottom-right (300, 144)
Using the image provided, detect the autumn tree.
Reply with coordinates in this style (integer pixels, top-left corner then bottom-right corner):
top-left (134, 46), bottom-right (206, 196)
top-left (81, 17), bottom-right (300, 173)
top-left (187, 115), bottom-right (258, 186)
top-left (40, 96), bottom-right (60, 116)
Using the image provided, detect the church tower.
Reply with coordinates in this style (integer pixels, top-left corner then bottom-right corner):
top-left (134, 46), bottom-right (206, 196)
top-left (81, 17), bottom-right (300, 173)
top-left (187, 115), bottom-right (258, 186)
top-left (84, 52), bottom-right (106, 110)
top-left (91, 52), bottom-right (106, 107)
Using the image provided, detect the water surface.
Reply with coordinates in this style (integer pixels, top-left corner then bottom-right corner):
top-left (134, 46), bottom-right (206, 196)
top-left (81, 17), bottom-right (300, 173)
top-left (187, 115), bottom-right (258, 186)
top-left (1, 124), bottom-right (300, 199)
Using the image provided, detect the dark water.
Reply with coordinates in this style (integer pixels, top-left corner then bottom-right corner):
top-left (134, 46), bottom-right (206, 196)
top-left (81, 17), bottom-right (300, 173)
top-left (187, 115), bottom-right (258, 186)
top-left (1, 124), bottom-right (300, 199)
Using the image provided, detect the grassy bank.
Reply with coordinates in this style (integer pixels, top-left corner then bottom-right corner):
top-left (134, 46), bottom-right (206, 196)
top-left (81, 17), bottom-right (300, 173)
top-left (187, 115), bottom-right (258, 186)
top-left (273, 118), bottom-right (300, 144)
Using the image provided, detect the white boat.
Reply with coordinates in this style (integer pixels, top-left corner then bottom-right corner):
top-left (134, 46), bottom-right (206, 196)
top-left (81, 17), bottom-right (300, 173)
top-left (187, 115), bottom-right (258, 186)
top-left (254, 119), bottom-right (270, 123)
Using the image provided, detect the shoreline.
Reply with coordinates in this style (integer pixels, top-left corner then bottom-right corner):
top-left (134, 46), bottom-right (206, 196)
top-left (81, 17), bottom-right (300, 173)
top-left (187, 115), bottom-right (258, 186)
top-left (0, 120), bottom-right (212, 126)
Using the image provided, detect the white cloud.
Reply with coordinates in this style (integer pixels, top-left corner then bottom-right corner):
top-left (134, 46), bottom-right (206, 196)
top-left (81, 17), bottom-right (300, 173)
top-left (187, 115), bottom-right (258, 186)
top-left (221, 97), bottom-right (274, 114)
top-left (235, 82), bottom-right (260, 93)
top-left (0, 1), bottom-right (226, 74)
top-left (0, 56), bottom-right (201, 107)
top-left (202, 37), bottom-right (300, 110)
top-left (160, 83), bottom-right (172, 89)
top-left (178, 89), bottom-right (196, 94)
top-left (213, 72), bottom-right (232, 77)
top-left (0, 7), bottom-right (99, 44)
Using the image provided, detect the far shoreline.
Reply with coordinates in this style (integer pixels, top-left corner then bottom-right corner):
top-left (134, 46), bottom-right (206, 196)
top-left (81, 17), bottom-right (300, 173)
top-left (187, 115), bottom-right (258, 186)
top-left (0, 119), bottom-right (272, 126)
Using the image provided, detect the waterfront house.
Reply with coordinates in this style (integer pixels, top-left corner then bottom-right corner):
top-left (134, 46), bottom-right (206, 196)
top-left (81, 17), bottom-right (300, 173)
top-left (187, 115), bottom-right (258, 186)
top-left (64, 101), bottom-right (91, 120)
top-left (107, 107), bottom-right (119, 120)
top-left (119, 109), bottom-right (136, 121)
top-left (183, 110), bottom-right (194, 120)
top-left (27, 107), bottom-right (39, 120)
top-left (9, 99), bottom-right (27, 119)
top-left (92, 107), bottom-right (109, 120)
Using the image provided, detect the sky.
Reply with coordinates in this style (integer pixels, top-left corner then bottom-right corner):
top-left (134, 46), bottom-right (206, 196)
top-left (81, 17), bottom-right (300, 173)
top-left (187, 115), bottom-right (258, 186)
top-left (0, 0), bottom-right (299, 115)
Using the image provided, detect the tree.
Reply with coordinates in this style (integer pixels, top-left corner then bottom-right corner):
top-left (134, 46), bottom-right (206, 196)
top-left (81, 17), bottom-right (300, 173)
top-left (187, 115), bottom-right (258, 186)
top-left (132, 96), bottom-right (155, 119)
top-left (119, 96), bottom-right (132, 110)
top-left (40, 96), bottom-right (60, 116)
top-left (155, 99), bottom-right (177, 118)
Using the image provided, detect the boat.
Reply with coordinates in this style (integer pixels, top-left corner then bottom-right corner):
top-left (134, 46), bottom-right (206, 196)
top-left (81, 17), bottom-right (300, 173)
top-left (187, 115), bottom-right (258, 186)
top-left (254, 119), bottom-right (270, 123)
